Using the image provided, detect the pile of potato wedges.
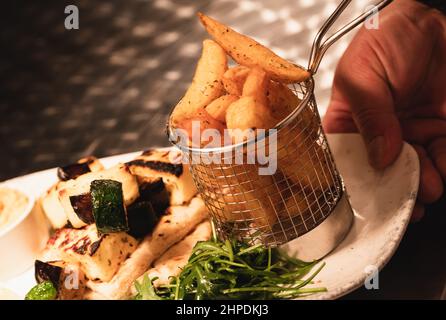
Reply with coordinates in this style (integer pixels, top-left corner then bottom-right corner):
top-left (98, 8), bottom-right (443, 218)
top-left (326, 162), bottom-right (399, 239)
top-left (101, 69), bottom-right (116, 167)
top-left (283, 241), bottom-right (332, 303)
top-left (170, 13), bottom-right (336, 234)
top-left (170, 13), bottom-right (312, 148)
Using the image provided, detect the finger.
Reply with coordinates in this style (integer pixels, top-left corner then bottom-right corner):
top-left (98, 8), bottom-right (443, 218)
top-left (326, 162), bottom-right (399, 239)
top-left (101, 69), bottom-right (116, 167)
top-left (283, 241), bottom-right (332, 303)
top-left (401, 118), bottom-right (446, 145)
top-left (411, 202), bottom-right (425, 223)
top-left (402, 104), bottom-right (446, 120)
top-left (428, 137), bottom-right (446, 181)
top-left (329, 34), bottom-right (402, 170)
top-left (412, 145), bottom-right (444, 203)
top-left (322, 100), bottom-right (358, 133)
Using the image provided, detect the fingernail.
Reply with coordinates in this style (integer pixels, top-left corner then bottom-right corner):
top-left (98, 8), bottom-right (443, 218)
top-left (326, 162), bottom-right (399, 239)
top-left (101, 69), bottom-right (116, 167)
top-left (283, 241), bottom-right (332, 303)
top-left (368, 136), bottom-right (385, 169)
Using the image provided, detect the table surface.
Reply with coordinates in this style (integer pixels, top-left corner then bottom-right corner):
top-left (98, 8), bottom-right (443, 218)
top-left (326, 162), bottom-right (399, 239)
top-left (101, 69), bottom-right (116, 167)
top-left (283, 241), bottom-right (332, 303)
top-left (1, 0), bottom-right (445, 299)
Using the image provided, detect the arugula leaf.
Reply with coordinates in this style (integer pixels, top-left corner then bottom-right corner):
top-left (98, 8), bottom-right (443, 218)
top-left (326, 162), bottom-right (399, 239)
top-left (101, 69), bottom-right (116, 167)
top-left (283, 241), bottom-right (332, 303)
top-left (134, 274), bottom-right (162, 300)
top-left (133, 237), bottom-right (326, 300)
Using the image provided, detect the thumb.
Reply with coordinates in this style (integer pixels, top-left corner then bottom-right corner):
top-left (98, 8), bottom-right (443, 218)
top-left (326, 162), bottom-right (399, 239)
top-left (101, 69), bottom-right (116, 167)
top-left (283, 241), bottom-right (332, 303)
top-left (327, 38), bottom-right (403, 169)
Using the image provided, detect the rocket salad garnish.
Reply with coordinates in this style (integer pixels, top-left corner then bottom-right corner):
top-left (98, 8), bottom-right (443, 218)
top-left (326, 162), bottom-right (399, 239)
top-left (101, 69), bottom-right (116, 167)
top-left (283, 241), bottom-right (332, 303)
top-left (134, 227), bottom-right (326, 300)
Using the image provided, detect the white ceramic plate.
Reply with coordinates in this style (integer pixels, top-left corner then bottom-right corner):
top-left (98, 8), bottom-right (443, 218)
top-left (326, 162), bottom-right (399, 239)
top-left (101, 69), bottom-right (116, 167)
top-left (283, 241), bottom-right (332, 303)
top-left (0, 133), bottom-right (419, 300)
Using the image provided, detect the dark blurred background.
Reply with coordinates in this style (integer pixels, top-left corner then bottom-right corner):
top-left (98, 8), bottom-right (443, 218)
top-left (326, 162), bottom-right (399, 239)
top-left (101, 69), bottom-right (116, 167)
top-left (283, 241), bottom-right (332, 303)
top-left (0, 0), bottom-right (346, 180)
top-left (1, 0), bottom-right (207, 180)
top-left (0, 0), bottom-right (444, 299)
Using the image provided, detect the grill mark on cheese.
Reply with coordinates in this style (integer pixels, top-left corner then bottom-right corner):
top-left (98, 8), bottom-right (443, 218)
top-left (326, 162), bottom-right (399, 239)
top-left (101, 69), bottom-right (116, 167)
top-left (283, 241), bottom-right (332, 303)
top-left (71, 236), bottom-right (92, 255)
top-left (141, 149), bottom-right (170, 157)
top-left (90, 238), bottom-right (103, 256)
top-left (126, 159), bottom-right (183, 177)
top-left (141, 149), bottom-right (154, 156)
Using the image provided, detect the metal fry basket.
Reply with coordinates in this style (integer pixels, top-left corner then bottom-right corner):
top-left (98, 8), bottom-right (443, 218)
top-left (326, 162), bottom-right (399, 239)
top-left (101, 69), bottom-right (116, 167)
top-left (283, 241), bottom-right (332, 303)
top-left (167, 0), bottom-right (391, 260)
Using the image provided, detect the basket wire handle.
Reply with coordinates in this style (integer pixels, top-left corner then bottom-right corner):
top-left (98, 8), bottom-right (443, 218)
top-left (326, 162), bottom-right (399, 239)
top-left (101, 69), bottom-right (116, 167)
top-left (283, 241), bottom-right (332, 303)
top-left (308, 0), bottom-right (392, 74)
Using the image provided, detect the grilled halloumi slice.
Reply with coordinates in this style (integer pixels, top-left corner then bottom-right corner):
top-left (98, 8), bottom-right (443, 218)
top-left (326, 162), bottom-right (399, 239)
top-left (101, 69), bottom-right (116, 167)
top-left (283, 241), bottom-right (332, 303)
top-left (40, 157), bottom-right (105, 229)
top-left (126, 149), bottom-right (196, 206)
top-left (58, 164), bottom-right (139, 228)
top-left (40, 182), bottom-right (68, 229)
top-left (132, 220), bottom-right (211, 293)
top-left (41, 224), bottom-right (138, 282)
top-left (87, 196), bottom-right (208, 299)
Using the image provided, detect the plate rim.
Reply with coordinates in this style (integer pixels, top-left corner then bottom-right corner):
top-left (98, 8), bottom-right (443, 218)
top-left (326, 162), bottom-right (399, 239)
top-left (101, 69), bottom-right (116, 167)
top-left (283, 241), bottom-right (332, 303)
top-left (0, 133), bottom-right (420, 300)
top-left (307, 134), bottom-right (419, 299)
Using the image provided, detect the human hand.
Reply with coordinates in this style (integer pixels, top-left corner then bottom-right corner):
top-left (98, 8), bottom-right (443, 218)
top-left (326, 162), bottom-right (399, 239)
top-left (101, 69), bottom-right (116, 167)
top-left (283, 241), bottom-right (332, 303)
top-left (323, 0), bottom-right (446, 220)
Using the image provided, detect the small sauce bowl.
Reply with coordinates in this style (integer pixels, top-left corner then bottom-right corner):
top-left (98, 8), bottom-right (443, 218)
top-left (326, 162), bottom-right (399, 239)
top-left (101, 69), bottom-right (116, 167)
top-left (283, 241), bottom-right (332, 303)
top-left (0, 187), bottom-right (49, 281)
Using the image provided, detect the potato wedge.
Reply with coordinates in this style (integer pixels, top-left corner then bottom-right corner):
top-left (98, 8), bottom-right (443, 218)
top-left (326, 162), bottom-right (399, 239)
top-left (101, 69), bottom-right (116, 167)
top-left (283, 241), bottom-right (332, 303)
top-left (177, 107), bottom-right (226, 148)
top-left (262, 80), bottom-right (331, 191)
top-left (267, 81), bottom-right (301, 122)
top-left (226, 68), bottom-right (277, 136)
top-left (277, 139), bottom-right (334, 192)
top-left (242, 67), bottom-right (269, 107)
top-left (198, 13), bottom-right (310, 83)
top-left (275, 119), bottom-right (334, 192)
top-left (226, 96), bottom-right (276, 136)
top-left (171, 39), bottom-right (227, 127)
top-left (222, 66), bottom-right (250, 96)
top-left (208, 163), bottom-right (279, 230)
top-left (204, 94), bottom-right (238, 123)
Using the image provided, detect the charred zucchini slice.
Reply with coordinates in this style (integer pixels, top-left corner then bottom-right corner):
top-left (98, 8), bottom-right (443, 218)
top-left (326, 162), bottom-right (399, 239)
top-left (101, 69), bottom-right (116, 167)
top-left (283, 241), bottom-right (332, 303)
top-left (58, 164), bottom-right (139, 229)
top-left (57, 162), bottom-right (91, 181)
top-left (127, 201), bottom-right (159, 238)
top-left (138, 178), bottom-right (170, 215)
top-left (31, 260), bottom-right (87, 300)
top-left (69, 193), bottom-right (94, 224)
top-left (57, 157), bottom-right (103, 181)
top-left (35, 260), bottom-right (63, 289)
top-left (91, 179), bottom-right (128, 234)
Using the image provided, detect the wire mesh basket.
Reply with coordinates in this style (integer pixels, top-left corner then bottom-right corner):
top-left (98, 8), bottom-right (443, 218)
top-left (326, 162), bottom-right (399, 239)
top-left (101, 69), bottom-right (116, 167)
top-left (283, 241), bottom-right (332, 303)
top-left (167, 0), bottom-right (391, 254)
top-left (183, 78), bottom-right (343, 246)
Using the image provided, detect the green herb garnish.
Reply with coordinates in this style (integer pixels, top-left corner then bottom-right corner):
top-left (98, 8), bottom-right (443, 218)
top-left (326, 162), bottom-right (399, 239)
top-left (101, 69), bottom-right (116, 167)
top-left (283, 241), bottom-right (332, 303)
top-left (134, 226), bottom-right (326, 300)
top-left (25, 281), bottom-right (57, 300)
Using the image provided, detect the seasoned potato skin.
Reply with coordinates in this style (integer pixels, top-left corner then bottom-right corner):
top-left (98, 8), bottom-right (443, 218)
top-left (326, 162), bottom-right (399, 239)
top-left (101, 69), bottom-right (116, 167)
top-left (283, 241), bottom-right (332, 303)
top-left (222, 66), bottom-right (250, 96)
top-left (171, 39), bottom-right (227, 127)
top-left (204, 94), bottom-right (238, 123)
top-left (198, 12), bottom-right (310, 83)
